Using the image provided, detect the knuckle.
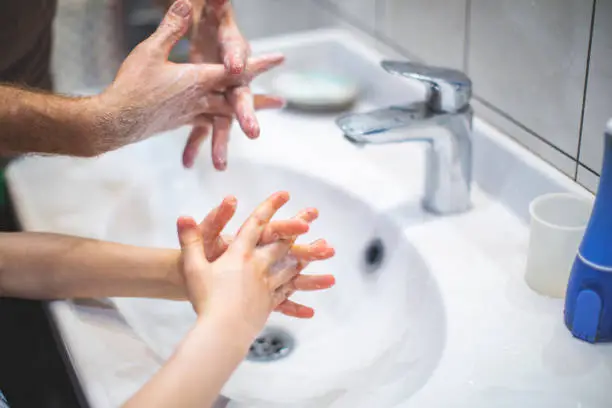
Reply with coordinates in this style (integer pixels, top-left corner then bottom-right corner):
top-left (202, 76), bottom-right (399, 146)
top-left (181, 238), bottom-right (201, 248)
top-left (132, 42), bottom-right (154, 59)
top-left (163, 17), bottom-right (182, 33)
top-left (159, 19), bottom-right (183, 40)
top-left (251, 212), bottom-right (268, 227)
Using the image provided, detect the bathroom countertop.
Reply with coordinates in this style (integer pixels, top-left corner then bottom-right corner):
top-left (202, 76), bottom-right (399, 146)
top-left (6, 29), bottom-right (612, 408)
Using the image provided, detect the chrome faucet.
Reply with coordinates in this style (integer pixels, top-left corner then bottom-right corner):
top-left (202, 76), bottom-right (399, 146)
top-left (336, 61), bottom-right (473, 215)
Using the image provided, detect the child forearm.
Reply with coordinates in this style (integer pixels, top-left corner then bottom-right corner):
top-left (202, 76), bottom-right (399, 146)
top-left (123, 313), bottom-right (253, 408)
top-left (0, 232), bottom-right (183, 300)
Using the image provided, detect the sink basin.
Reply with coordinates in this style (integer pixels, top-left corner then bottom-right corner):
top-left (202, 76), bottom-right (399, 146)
top-left (110, 158), bottom-right (446, 405)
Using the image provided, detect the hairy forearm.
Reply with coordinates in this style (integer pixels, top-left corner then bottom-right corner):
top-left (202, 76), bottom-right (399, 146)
top-left (0, 232), bottom-right (183, 300)
top-left (0, 85), bottom-right (109, 157)
top-left (124, 314), bottom-right (253, 408)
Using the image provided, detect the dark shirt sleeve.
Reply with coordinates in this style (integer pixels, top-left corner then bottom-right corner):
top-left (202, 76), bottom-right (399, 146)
top-left (0, 0), bottom-right (57, 91)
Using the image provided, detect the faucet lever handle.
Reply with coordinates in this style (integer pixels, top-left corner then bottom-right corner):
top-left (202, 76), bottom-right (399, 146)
top-left (381, 60), bottom-right (472, 113)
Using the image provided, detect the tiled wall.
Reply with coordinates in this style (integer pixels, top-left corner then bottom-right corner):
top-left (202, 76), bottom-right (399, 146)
top-left (312, 0), bottom-right (612, 192)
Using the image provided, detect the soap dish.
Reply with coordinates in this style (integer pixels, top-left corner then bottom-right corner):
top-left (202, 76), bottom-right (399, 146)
top-left (270, 71), bottom-right (360, 112)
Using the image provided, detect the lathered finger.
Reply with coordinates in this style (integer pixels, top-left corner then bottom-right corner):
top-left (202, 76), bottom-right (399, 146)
top-left (276, 300), bottom-right (315, 319)
top-left (289, 239), bottom-right (335, 261)
top-left (259, 208), bottom-right (318, 244)
top-left (234, 191), bottom-right (290, 250)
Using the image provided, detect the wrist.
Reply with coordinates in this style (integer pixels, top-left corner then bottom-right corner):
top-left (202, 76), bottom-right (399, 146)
top-left (54, 93), bottom-right (120, 157)
top-left (186, 313), bottom-right (255, 362)
top-left (196, 309), bottom-right (261, 346)
top-left (162, 249), bottom-right (185, 299)
top-left (82, 92), bottom-right (130, 156)
top-left (72, 95), bottom-right (111, 157)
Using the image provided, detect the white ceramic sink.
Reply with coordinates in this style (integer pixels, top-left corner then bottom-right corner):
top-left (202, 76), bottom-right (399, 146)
top-left (6, 29), bottom-right (612, 408)
top-left (109, 158), bottom-right (445, 405)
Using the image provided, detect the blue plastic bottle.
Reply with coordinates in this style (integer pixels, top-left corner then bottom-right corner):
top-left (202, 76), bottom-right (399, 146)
top-left (565, 118), bottom-right (612, 343)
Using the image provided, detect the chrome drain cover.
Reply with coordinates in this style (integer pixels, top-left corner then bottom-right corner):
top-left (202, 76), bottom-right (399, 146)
top-left (247, 327), bottom-right (294, 362)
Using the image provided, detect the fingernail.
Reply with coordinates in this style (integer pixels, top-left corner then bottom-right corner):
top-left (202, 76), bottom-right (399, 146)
top-left (171, 0), bottom-right (191, 17)
top-left (248, 120), bottom-right (260, 139)
top-left (183, 151), bottom-right (194, 168)
top-left (217, 157), bottom-right (227, 170)
top-left (225, 196), bottom-right (237, 207)
top-left (231, 62), bottom-right (244, 75)
top-left (223, 55), bottom-right (243, 75)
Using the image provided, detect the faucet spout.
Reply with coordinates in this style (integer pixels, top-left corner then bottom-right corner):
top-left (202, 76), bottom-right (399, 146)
top-left (336, 59), bottom-right (475, 215)
top-left (337, 103), bottom-right (473, 214)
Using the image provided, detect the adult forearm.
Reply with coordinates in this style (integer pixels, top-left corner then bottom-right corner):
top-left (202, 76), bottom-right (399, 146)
top-left (0, 85), bottom-right (108, 157)
top-left (124, 314), bottom-right (253, 408)
top-left (0, 232), bottom-right (183, 300)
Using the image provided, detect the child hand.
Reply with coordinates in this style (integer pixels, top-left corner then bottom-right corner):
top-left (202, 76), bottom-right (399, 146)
top-left (196, 195), bottom-right (335, 318)
top-left (177, 192), bottom-right (334, 337)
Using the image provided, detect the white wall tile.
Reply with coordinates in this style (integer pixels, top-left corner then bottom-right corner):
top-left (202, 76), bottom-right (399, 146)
top-left (234, 0), bottom-right (335, 39)
top-left (579, 0), bottom-right (612, 174)
top-left (380, 0), bottom-right (467, 70)
top-left (472, 99), bottom-right (577, 177)
top-left (469, 0), bottom-right (593, 158)
top-left (577, 164), bottom-right (600, 193)
top-left (324, 0), bottom-right (378, 31)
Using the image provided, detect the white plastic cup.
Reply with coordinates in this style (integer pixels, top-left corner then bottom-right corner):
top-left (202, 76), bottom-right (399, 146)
top-left (525, 193), bottom-right (593, 298)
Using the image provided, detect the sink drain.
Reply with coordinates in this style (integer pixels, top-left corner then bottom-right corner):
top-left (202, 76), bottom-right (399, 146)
top-left (247, 327), bottom-right (294, 362)
top-left (363, 238), bottom-right (385, 273)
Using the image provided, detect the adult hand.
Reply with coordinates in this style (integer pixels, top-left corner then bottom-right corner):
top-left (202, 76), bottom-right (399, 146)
top-left (185, 0), bottom-right (280, 170)
top-left (196, 196), bottom-right (335, 318)
top-left (177, 192), bottom-right (335, 336)
top-left (97, 0), bottom-right (284, 158)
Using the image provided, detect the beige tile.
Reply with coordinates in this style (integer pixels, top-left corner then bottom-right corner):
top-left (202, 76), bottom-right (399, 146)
top-left (577, 164), bottom-right (600, 193)
top-left (579, 0), bottom-right (612, 173)
top-left (469, 0), bottom-right (593, 157)
top-left (379, 0), bottom-right (467, 70)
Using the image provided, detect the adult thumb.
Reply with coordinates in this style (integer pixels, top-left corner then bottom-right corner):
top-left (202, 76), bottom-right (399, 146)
top-left (147, 0), bottom-right (192, 58)
top-left (177, 216), bottom-right (209, 273)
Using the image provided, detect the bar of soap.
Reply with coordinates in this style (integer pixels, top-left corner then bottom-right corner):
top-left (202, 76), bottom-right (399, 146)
top-left (271, 71), bottom-right (360, 110)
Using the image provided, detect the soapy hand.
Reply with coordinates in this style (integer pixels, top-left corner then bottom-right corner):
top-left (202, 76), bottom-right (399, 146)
top-left (96, 0), bottom-right (284, 156)
top-left (185, 0), bottom-right (279, 170)
top-left (196, 196), bottom-right (336, 318)
top-left (177, 192), bottom-right (335, 334)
